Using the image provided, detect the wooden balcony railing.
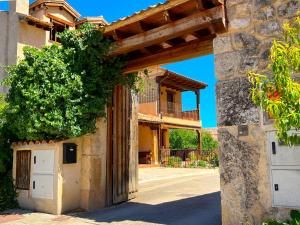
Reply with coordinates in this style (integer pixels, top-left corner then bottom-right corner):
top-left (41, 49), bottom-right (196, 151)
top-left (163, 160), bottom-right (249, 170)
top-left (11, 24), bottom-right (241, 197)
top-left (160, 104), bottom-right (200, 121)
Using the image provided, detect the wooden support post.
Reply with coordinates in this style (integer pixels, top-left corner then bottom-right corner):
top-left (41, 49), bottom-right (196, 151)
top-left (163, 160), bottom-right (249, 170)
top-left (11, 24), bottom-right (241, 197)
top-left (195, 90), bottom-right (200, 120)
top-left (196, 129), bottom-right (201, 151)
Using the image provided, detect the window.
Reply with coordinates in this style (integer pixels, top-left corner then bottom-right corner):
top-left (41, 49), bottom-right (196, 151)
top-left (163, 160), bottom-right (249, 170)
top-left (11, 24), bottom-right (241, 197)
top-left (16, 151), bottom-right (31, 190)
top-left (167, 92), bottom-right (175, 113)
top-left (50, 20), bottom-right (68, 42)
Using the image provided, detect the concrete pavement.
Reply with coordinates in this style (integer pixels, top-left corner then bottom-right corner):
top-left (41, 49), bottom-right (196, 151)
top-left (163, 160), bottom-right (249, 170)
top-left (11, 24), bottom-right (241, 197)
top-left (0, 168), bottom-right (221, 225)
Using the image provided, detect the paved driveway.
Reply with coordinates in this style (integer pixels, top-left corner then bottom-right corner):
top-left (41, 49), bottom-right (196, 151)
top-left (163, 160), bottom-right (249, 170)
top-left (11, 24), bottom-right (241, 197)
top-left (0, 168), bottom-right (221, 225)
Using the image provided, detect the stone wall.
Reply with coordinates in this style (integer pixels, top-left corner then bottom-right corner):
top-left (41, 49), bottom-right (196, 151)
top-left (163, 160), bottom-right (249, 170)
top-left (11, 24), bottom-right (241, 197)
top-left (214, 0), bottom-right (299, 224)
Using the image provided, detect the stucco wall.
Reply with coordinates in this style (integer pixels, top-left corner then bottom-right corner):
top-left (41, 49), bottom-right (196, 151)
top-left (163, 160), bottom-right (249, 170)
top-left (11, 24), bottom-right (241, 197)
top-left (12, 119), bottom-right (108, 214)
top-left (160, 86), bottom-right (182, 113)
top-left (138, 125), bottom-right (153, 153)
top-left (13, 143), bottom-right (62, 214)
top-left (214, 0), bottom-right (299, 224)
top-left (0, 12), bottom-right (8, 93)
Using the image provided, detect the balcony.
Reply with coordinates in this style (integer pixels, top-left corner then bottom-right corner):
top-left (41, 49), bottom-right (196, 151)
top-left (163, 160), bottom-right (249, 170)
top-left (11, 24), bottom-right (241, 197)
top-left (160, 103), bottom-right (200, 121)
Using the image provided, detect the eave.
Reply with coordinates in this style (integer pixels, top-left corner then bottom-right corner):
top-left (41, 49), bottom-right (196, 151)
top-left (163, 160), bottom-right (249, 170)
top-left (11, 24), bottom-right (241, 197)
top-left (104, 0), bottom-right (227, 73)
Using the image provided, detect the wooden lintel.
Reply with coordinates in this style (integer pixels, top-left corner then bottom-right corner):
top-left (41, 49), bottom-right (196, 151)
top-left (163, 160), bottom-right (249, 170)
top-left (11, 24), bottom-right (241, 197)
top-left (109, 5), bottom-right (225, 56)
top-left (124, 39), bottom-right (213, 73)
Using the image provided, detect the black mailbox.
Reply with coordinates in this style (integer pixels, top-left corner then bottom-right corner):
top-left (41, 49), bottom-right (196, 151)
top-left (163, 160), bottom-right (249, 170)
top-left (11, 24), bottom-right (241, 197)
top-left (63, 143), bottom-right (77, 164)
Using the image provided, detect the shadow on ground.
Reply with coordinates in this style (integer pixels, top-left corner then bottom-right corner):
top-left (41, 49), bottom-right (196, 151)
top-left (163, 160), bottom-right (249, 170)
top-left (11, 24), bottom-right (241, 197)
top-left (76, 192), bottom-right (221, 225)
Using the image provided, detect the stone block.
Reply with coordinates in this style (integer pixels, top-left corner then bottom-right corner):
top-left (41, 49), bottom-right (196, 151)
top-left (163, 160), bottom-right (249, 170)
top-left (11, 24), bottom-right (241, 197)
top-left (227, 3), bottom-right (251, 21)
top-left (233, 33), bottom-right (260, 55)
top-left (229, 18), bottom-right (251, 31)
top-left (278, 0), bottom-right (299, 18)
top-left (216, 77), bottom-right (260, 126)
top-left (213, 35), bottom-right (233, 55)
top-left (255, 20), bottom-right (281, 37)
top-left (239, 52), bottom-right (259, 72)
top-left (254, 0), bottom-right (272, 7)
top-left (254, 6), bottom-right (275, 21)
top-left (214, 51), bottom-right (241, 80)
top-left (226, 0), bottom-right (248, 7)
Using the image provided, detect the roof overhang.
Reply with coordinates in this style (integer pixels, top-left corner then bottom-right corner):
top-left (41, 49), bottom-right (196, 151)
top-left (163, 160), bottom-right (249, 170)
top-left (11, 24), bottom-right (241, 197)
top-left (104, 0), bottom-right (227, 73)
top-left (30, 0), bottom-right (81, 19)
top-left (158, 69), bottom-right (207, 91)
top-left (18, 13), bottom-right (53, 30)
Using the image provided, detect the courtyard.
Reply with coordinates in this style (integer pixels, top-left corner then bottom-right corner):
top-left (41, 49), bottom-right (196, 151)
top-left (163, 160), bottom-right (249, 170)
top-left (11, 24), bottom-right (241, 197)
top-left (0, 168), bottom-right (220, 225)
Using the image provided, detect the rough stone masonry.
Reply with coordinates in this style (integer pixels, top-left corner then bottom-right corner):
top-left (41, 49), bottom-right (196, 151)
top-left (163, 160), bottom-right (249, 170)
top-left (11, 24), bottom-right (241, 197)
top-left (213, 0), bottom-right (299, 224)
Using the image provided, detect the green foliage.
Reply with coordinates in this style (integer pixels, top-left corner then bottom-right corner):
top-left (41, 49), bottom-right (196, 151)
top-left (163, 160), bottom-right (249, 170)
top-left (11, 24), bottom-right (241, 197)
top-left (169, 129), bottom-right (218, 150)
top-left (248, 17), bottom-right (300, 145)
top-left (4, 23), bottom-right (139, 141)
top-left (197, 160), bottom-right (207, 168)
top-left (167, 156), bottom-right (182, 167)
top-left (0, 23), bottom-right (141, 211)
top-left (169, 129), bottom-right (198, 150)
top-left (0, 173), bottom-right (18, 211)
top-left (201, 130), bottom-right (218, 150)
top-left (262, 210), bottom-right (300, 225)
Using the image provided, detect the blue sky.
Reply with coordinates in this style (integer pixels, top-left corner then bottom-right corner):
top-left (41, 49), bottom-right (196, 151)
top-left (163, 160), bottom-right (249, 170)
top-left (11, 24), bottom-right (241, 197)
top-left (0, 0), bottom-right (217, 128)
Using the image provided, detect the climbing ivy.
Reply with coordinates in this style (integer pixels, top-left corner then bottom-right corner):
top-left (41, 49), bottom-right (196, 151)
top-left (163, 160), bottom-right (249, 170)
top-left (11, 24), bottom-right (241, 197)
top-left (4, 23), bottom-right (140, 141)
top-left (248, 17), bottom-right (300, 145)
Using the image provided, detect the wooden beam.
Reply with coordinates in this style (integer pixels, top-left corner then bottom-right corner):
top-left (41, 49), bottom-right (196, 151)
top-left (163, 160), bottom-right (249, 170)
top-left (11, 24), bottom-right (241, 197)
top-left (105, 0), bottom-right (196, 33)
top-left (161, 79), bottom-right (198, 91)
top-left (109, 5), bottom-right (225, 56)
top-left (124, 39), bottom-right (213, 73)
top-left (46, 13), bottom-right (75, 27)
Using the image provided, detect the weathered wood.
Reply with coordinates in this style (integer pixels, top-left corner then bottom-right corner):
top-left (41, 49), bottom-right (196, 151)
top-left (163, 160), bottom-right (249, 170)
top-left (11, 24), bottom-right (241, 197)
top-left (109, 5), bottom-right (224, 56)
top-left (128, 91), bottom-right (138, 199)
top-left (110, 86), bottom-right (137, 204)
top-left (105, 0), bottom-right (196, 33)
top-left (124, 39), bottom-right (213, 73)
top-left (46, 13), bottom-right (75, 27)
top-left (16, 151), bottom-right (31, 190)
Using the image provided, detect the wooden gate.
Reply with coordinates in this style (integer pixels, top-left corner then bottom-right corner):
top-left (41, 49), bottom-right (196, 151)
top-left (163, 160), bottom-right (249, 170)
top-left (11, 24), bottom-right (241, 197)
top-left (106, 85), bottom-right (138, 205)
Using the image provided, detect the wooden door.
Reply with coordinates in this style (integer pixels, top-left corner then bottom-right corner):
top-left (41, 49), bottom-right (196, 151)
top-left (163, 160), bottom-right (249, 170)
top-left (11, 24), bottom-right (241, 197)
top-left (106, 85), bottom-right (138, 205)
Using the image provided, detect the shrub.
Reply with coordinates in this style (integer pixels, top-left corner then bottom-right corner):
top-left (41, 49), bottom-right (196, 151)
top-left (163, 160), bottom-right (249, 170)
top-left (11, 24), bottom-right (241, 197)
top-left (167, 156), bottom-right (182, 167)
top-left (0, 173), bottom-right (18, 211)
top-left (262, 210), bottom-right (300, 225)
top-left (4, 23), bottom-right (139, 141)
top-left (248, 17), bottom-right (300, 145)
top-left (197, 160), bottom-right (207, 168)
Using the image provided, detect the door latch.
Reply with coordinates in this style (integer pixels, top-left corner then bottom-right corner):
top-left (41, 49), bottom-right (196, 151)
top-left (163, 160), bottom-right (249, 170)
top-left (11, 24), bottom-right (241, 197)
top-left (272, 142), bottom-right (276, 155)
top-left (33, 181), bottom-right (35, 189)
top-left (274, 184), bottom-right (279, 191)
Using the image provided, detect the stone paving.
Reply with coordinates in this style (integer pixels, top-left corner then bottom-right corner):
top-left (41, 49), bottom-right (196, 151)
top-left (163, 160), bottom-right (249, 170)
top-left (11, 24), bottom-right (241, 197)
top-left (0, 168), bottom-right (220, 225)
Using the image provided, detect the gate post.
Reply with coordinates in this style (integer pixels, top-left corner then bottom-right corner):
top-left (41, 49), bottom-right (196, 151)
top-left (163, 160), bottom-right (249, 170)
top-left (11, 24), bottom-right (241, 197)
top-left (214, 1), bottom-right (298, 224)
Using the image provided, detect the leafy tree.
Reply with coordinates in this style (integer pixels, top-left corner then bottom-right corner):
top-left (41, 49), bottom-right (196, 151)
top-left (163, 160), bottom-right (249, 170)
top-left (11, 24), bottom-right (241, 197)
top-left (169, 129), bottom-right (198, 150)
top-left (4, 23), bottom-right (139, 141)
top-left (0, 23), bottom-right (140, 211)
top-left (248, 17), bottom-right (300, 145)
top-left (169, 129), bottom-right (218, 150)
top-left (201, 130), bottom-right (218, 151)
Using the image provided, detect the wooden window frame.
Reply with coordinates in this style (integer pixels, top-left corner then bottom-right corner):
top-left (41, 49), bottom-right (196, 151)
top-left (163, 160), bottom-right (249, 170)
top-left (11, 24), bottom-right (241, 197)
top-left (16, 150), bottom-right (31, 190)
top-left (167, 91), bottom-right (175, 114)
